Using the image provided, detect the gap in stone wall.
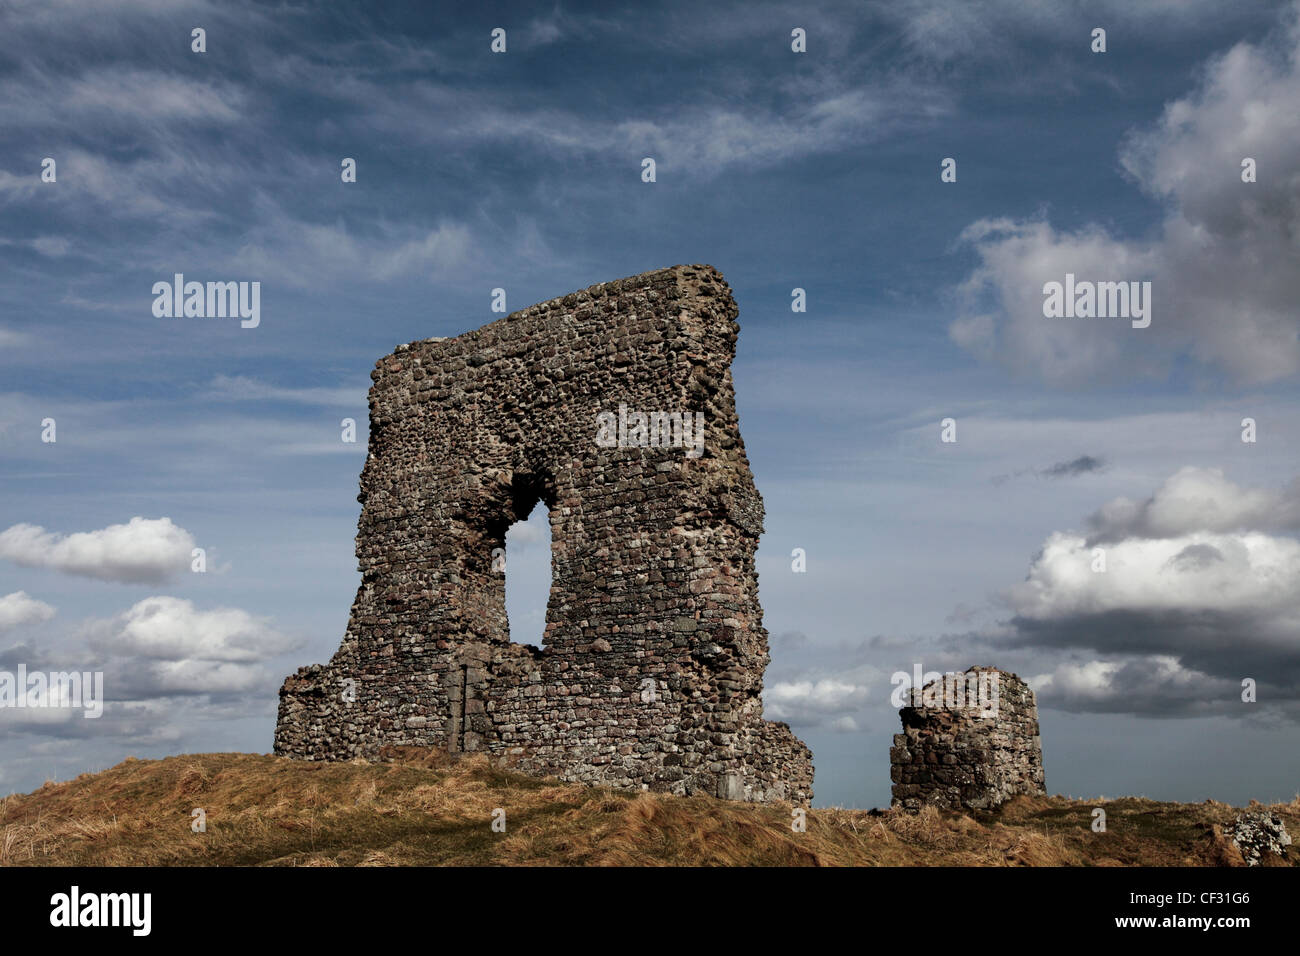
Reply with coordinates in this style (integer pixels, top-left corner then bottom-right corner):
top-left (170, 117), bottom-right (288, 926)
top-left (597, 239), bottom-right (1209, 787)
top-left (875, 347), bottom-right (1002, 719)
top-left (503, 499), bottom-right (552, 648)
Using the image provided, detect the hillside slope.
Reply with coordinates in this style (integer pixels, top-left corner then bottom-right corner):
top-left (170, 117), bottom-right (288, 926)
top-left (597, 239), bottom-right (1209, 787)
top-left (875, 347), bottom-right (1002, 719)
top-left (1, 750), bottom-right (1294, 866)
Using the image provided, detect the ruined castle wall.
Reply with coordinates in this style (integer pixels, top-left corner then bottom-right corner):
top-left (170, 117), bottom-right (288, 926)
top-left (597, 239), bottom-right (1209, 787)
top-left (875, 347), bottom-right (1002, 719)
top-left (890, 666), bottom-right (1045, 811)
top-left (274, 265), bottom-right (813, 805)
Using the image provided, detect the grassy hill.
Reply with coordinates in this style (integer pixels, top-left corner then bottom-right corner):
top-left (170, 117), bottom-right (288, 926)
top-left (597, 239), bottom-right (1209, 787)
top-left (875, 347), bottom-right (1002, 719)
top-left (1, 749), bottom-right (1294, 866)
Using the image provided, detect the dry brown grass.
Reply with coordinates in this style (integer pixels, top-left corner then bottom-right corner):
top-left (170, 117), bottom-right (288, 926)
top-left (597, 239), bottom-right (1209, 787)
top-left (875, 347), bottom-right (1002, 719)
top-left (0, 751), bottom-right (1295, 867)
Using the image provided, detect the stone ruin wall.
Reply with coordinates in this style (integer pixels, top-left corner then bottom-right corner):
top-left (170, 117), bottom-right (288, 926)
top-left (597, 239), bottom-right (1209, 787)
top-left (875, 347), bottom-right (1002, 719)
top-left (890, 666), bottom-right (1045, 811)
top-left (274, 264), bottom-right (814, 805)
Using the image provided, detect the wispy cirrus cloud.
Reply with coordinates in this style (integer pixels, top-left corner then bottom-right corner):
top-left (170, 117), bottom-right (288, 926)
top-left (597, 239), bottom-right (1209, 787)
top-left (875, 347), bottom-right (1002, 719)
top-left (202, 375), bottom-right (366, 407)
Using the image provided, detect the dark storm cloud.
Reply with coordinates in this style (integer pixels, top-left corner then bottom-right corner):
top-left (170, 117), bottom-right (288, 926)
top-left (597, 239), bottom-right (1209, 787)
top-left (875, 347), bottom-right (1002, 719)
top-left (1041, 455), bottom-right (1106, 479)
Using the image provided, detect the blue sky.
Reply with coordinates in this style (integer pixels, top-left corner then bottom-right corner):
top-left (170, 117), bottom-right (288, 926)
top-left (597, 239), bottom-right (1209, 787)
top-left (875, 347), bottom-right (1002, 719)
top-left (2, 0), bottom-right (1299, 808)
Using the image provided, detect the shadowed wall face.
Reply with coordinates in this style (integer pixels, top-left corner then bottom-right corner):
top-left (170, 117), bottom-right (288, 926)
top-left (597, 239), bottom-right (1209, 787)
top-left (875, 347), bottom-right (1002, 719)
top-left (274, 265), bottom-right (814, 805)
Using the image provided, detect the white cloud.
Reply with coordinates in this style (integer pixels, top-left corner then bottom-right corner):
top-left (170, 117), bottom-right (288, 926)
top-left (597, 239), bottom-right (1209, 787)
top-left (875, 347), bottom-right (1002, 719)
top-left (952, 6), bottom-right (1300, 385)
top-left (764, 677), bottom-right (868, 726)
top-left (1030, 660), bottom-right (1121, 698)
top-left (101, 595), bottom-right (298, 662)
top-left (0, 591), bottom-right (55, 632)
top-left (0, 704), bottom-right (82, 729)
top-left (1088, 466), bottom-right (1300, 541)
top-left (996, 467), bottom-right (1300, 716)
top-left (0, 517), bottom-right (195, 583)
top-left (951, 217), bottom-right (1162, 385)
top-left (1028, 656), bottom-right (1212, 709)
top-left (1006, 529), bottom-right (1300, 620)
top-left (77, 596), bottom-right (301, 699)
top-left (142, 658), bottom-right (274, 694)
top-left (506, 510), bottom-right (548, 546)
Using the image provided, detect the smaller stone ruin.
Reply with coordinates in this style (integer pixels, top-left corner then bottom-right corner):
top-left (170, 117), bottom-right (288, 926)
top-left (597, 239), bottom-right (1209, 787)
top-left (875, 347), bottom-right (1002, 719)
top-left (890, 665), bottom-right (1045, 811)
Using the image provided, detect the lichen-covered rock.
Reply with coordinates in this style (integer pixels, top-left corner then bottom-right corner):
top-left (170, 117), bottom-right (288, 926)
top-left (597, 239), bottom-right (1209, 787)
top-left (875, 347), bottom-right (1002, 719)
top-left (890, 666), bottom-right (1045, 811)
top-left (274, 265), bottom-right (813, 805)
top-left (1230, 810), bottom-right (1292, 866)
